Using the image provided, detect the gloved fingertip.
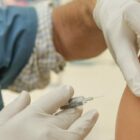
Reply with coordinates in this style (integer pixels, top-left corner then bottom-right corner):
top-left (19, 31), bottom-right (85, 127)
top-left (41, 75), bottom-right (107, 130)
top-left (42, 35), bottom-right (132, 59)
top-left (79, 109), bottom-right (99, 135)
top-left (125, 73), bottom-right (140, 97)
top-left (128, 83), bottom-right (140, 97)
top-left (68, 109), bottom-right (99, 138)
top-left (132, 89), bottom-right (140, 97)
top-left (85, 109), bottom-right (99, 123)
top-left (62, 85), bottom-right (74, 97)
top-left (19, 91), bottom-right (31, 105)
top-left (20, 90), bottom-right (28, 95)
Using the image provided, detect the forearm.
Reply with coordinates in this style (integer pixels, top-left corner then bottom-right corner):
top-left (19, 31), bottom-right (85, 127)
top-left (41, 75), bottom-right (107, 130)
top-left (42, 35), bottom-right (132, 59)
top-left (115, 86), bottom-right (140, 140)
top-left (52, 0), bottom-right (106, 60)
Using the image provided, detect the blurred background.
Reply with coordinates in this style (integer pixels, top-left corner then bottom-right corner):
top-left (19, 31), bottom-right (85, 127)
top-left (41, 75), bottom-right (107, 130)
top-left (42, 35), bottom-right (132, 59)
top-left (2, 49), bottom-right (126, 140)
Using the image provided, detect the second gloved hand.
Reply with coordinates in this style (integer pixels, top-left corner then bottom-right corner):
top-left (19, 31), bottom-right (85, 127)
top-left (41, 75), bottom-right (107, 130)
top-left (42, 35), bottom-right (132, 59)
top-left (0, 86), bottom-right (98, 140)
top-left (93, 0), bottom-right (140, 96)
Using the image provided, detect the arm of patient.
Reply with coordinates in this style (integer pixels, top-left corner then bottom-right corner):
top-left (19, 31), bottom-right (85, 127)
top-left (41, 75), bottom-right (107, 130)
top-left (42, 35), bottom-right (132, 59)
top-left (115, 86), bottom-right (140, 140)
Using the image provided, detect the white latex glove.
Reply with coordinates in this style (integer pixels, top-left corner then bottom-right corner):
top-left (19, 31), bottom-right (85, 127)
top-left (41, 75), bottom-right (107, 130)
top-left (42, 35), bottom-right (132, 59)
top-left (123, 2), bottom-right (140, 53)
top-left (0, 86), bottom-right (98, 140)
top-left (93, 0), bottom-right (140, 96)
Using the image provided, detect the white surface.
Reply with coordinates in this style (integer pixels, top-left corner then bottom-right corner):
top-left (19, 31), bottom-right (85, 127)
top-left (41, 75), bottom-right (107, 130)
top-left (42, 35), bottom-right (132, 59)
top-left (2, 50), bottom-right (126, 140)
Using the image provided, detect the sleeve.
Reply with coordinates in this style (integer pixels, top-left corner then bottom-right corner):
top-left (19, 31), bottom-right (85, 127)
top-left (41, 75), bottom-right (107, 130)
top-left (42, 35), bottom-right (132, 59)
top-left (0, 6), bottom-right (38, 89)
top-left (8, 1), bottom-right (66, 92)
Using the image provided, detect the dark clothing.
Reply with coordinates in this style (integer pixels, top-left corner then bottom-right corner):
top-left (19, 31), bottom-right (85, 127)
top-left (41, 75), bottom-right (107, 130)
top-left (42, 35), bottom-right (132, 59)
top-left (0, 6), bottom-right (38, 109)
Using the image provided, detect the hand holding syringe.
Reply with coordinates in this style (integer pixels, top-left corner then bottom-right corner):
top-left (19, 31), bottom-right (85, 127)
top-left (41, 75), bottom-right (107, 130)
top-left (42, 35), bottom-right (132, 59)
top-left (61, 96), bottom-right (103, 109)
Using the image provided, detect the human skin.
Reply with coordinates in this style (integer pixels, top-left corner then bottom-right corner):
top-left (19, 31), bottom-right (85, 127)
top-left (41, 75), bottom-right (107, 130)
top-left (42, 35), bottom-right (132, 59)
top-left (53, 0), bottom-right (107, 60)
top-left (5, 0), bottom-right (106, 60)
top-left (115, 86), bottom-right (140, 140)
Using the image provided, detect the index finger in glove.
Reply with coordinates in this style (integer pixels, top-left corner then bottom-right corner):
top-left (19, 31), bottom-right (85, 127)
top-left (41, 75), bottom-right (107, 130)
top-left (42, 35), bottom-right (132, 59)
top-left (30, 86), bottom-right (74, 114)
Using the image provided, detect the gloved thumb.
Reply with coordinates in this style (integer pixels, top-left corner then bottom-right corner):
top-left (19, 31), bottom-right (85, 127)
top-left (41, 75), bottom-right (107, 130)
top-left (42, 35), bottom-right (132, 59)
top-left (0, 91), bottom-right (30, 125)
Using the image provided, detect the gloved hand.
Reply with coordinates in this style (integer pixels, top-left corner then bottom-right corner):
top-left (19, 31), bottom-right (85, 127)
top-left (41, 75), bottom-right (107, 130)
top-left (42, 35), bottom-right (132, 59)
top-left (93, 0), bottom-right (140, 96)
top-left (0, 86), bottom-right (98, 140)
top-left (123, 2), bottom-right (140, 52)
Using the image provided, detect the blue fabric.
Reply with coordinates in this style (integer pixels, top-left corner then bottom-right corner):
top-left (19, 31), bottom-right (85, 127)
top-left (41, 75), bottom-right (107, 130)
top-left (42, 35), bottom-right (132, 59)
top-left (0, 6), bottom-right (38, 109)
top-left (0, 89), bottom-right (4, 110)
top-left (0, 6), bottom-right (37, 87)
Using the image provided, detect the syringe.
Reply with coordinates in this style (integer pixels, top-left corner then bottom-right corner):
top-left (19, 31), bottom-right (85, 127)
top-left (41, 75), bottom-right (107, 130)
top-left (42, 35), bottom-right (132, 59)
top-left (61, 96), bottom-right (103, 109)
